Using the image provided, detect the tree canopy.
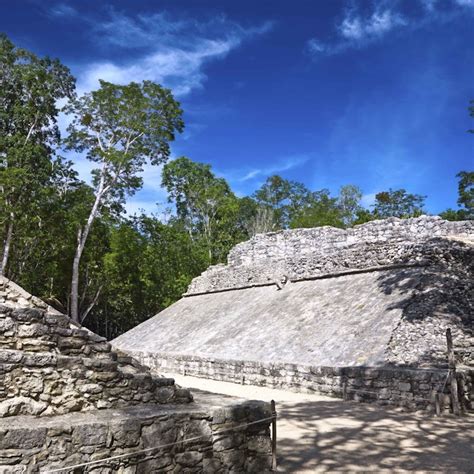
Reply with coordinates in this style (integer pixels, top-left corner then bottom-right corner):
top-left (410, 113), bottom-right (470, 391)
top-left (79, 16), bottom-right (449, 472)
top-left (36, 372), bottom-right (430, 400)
top-left (0, 35), bottom-right (472, 338)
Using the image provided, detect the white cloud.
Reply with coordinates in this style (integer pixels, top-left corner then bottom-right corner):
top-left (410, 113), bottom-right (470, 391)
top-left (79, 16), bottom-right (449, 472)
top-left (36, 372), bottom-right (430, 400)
top-left (307, 6), bottom-right (407, 57)
top-left (239, 155), bottom-right (310, 182)
top-left (306, 39), bottom-right (326, 54)
top-left (78, 39), bottom-right (235, 97)
top-left (48, 3), bottom-right (77, 18)
top-left (338, 7), bottom-right (407, 44)
top-left (219, 154), bottom-right (311, 185)
top-left (306, 0), bottom-right (471, 58)
top-left (51, 8), bottom-right (274, 217)
top-left (420, 0), bottom-right (439, 11)
top-left (75, 10), bottom-right (274, 97)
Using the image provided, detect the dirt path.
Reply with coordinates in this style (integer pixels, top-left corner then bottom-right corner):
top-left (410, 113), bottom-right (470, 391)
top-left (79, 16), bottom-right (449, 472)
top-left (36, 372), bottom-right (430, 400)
top-left (169, 374), bottom-right (474, 473)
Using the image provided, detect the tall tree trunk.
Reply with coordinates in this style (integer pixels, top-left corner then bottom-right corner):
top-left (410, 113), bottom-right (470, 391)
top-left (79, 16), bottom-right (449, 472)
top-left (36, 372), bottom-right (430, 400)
top-left (70, 172), bottom-right (107, 323)
top-left (70, 228), bottom-right (83, 323)
top-left (0, 213), bottom-right (14, 276)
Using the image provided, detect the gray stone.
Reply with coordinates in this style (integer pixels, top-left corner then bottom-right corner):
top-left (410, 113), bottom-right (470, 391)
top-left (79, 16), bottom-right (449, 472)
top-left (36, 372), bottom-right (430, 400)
top-left (175, 451), bottom-right (203, 467)
top-left (0, 427), bottom-right (47, 449)
top-left (72, 424), bottom-right (108, 446)
top-left (0, 396), bottom-right (47, 417)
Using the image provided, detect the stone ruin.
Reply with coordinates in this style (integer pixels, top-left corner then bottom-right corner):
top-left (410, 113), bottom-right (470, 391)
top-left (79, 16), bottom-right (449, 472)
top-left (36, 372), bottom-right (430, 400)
top-left (114, 216), bottom-right (474, 412)
top-left (0, 278), bottom-right (273, 472)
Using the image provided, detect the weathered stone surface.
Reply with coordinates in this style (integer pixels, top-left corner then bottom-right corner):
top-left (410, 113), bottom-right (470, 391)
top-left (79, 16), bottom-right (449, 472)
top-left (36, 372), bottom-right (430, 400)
top-left (0, 404), bottom-right (272, 473)
top-left (187, 216), bottom-right (473, 294)
top-left (0, 396), bottom-right (47, 417)
top-left (0, 278), bottom-right (195, 418)
top-left (0, 278), bottom-right (273, 472)
top-left (113, 216), bottom-right (473, 412)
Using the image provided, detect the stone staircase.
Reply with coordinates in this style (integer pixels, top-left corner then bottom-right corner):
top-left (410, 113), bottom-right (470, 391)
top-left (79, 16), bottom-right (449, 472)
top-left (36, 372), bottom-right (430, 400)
top-left (0, 277), bottom-right (192, 417)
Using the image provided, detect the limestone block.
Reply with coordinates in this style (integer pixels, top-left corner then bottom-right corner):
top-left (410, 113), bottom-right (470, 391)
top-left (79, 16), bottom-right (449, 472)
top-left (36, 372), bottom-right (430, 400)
top-left (399, 382), bottom-right (412, 392)
top-left (0, 318), bottom-right (14, 333)
top-left (0, 396), bottom-right (47, 417)
top-left (175, 451), bottom-right (203, 467)
top-left (72, 423), bottom-right (108, 446)
top-left (17, 323), bottom-right (47, 337)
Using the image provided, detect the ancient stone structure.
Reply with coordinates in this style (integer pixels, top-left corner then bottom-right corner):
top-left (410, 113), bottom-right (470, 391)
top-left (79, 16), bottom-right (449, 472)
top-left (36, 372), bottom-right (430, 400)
top-left (0, 278), bottom-right (273, 472)
top-left (114, 216), bottom-right (474, 411)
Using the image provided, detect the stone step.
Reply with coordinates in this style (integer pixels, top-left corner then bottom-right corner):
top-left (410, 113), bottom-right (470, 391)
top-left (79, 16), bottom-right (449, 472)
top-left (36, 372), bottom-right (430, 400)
top-left (0, 305), bottom-right (114, 357)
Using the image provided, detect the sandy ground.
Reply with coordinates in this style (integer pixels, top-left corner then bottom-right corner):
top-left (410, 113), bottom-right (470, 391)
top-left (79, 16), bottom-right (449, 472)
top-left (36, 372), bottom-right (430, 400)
top-left (168, 374), bottom-right (474, 473)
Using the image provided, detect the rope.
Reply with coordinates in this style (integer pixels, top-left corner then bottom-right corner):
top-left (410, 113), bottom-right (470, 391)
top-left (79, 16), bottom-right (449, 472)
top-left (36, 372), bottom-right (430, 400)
top-left (41, 415), bottom-right (276, 473)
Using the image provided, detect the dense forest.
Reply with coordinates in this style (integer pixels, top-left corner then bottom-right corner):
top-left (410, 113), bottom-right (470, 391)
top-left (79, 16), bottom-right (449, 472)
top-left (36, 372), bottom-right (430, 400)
top-left (1, 35), bottom-right (473, 337)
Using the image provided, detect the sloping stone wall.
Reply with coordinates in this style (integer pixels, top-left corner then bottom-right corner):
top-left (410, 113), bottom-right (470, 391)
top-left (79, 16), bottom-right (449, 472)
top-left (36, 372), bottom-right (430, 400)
top-left (113, 216), bottom-right (473, 412)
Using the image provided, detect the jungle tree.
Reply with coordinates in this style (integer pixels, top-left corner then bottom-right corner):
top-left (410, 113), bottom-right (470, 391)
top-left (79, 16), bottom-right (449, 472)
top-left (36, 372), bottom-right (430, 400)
top-left (64, 80), bottom-right (184, 322)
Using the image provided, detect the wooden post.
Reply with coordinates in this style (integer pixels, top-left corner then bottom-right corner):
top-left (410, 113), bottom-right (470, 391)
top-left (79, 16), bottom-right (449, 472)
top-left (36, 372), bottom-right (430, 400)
top-left (271, 400), bottom-right (277, 471)
top-left (446, 328), bottom-right (460, 416)
top-left (343, 380), bottom-right (348, 401)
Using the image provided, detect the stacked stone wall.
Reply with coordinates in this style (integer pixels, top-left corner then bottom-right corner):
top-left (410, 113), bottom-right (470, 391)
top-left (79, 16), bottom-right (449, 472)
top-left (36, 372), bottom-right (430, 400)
top-left (135, 352), bottom-right (472, 412)
top-left (187, 216), bottom-right (474, 295)
top-left (0, 402), bottom-right (273, 473)
top-left (228, 216), bottom-right (473, 266)
top-left (0, 277), bottom-right (274, 472)
top-left (0, 304), bottom-right (192, 417)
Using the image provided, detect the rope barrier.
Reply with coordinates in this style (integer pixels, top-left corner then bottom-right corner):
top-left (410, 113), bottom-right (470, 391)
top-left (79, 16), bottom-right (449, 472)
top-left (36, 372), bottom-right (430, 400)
top-left (42, 415), bottom-right (277, 473)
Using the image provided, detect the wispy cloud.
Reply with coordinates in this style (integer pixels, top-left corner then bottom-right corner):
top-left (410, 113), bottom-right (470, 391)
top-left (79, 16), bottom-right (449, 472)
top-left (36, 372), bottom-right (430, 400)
top-left (74, 10), bottom-right (274, 96)
top-left (48, 3), bottom-right (77, 18)
top-left (306, 0), bottom-right (473, 57)
top-left (419, 0), bottom-right (439, 11)
top-left (220, 154), bottom-right (311, 185)
top-left (49, 6), bottom-right (274, 208)
top-left (338, 8), bottom-right (407, 41)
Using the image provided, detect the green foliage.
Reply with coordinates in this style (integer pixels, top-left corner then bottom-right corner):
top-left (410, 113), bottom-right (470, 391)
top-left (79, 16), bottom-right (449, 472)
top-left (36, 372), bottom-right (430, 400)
top-left (1, 35), bottom-right (470, 338)
top-left (253, 175), bottom-right (311, 229)
top-left (65, 79), bottom-right (184, 322)
top-left (65, 80), bottom-right (184, 201)
top-left (0, 33), bottom-right (75, 274)
top-left (290, 189), bottom-right (344, 229)
top-left (456, 171), bottom-right (473, 218)
top-left (88, 217), bottom-right (208, 337)
top-left (440, 171), bottom-right (473, 220)
top-left (162, 157), bottom-right (244, 263)
top-left (372, 189), bottom-right (426, 219)
top-left (337, 185), bottom-right (363, 227)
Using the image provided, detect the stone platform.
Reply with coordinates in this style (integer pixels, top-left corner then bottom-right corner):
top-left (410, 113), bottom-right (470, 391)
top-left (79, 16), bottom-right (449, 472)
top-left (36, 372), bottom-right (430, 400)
top-left (0, 400), bottom-right (272, 473)
top-left (0, 278), bottom-right (273, 472)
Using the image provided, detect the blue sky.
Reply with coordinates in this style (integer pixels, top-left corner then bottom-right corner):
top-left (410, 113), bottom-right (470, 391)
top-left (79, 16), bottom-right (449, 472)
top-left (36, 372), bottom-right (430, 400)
top-left (2, 0), bottom-right (473, 215)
